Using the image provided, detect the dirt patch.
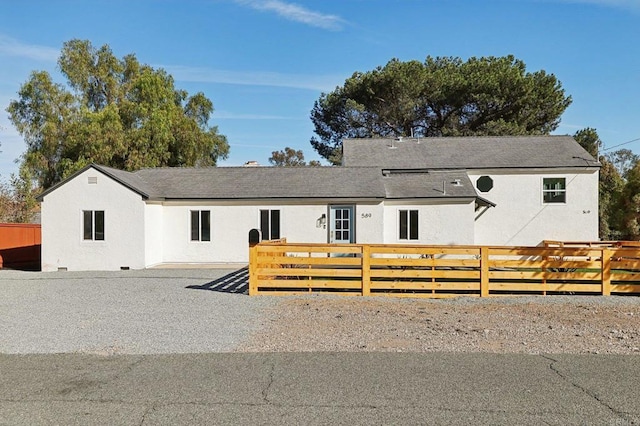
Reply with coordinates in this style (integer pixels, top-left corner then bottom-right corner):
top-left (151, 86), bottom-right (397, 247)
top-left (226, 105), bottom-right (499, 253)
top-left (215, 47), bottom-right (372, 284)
top-left (237, 296), bottom-right (640, 354)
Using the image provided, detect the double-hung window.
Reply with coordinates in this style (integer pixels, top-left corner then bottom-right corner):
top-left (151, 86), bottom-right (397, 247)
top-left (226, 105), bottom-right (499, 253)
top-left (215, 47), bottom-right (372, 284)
top-left (260, 209), bottom-right (280, 240)
top-left (542, 178), bottom-right (566, 203)
top-left (83, 210), bottom-right (105, 241)
top-left (190, 210), bottom-right (211, 241)
top-left (399, 209), bottom-right (419, 240)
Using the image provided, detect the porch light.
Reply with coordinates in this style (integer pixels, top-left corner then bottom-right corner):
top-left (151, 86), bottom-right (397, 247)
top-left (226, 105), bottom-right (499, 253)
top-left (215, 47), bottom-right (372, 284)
top-left (317, 213), bottom-right (327, 228)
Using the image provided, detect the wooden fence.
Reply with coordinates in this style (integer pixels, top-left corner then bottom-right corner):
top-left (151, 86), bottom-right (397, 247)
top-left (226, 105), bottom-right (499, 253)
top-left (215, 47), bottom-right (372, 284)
top-left (248, 241), bottom-right (640, 297)
top-left (0, 223), bottom-right (41, 270)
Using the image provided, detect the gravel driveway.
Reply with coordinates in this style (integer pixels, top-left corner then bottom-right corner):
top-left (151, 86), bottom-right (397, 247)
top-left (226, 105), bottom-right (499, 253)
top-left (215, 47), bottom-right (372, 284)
top-left (3, 269), bottom-right (640, 355)
top-left (0, 268), bottom-right (277, 354)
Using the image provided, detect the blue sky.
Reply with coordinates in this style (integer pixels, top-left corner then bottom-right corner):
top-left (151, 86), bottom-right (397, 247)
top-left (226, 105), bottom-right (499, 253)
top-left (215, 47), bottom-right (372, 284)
top-left (1, 0), bottom-right (639, 180)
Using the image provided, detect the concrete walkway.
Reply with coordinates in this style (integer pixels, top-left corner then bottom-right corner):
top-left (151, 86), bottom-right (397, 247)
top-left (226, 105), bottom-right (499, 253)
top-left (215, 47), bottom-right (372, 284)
top-left (1, 352), bottom-right (639, 425)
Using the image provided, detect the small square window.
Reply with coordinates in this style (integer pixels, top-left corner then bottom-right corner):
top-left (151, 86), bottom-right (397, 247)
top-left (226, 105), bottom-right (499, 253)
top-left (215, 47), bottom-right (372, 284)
top-left (543, 178), bottom-right (566, 203)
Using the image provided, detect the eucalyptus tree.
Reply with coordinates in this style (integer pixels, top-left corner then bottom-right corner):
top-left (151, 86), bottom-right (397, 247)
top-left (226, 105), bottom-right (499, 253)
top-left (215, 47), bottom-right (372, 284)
top-left (7, 39), bottom-right (229, 190)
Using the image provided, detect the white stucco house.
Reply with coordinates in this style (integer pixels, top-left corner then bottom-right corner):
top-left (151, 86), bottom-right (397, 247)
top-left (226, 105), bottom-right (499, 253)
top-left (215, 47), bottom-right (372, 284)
top-left (37, 135), bottom-right (599, 271)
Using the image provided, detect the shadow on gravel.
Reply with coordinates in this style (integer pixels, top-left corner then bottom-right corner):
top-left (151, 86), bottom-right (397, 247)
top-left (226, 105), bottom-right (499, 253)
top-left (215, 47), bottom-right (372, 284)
top-left (186, 267), bottom-right (248, 294)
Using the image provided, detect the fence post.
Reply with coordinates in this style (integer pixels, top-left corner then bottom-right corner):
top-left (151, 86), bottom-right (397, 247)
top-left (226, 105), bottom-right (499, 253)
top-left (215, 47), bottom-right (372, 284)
top-left (248, 243), bottom-right (258, 295)
top-left (601, 248), bottom-right (611, 296)
top-left (362, 245), bottom-right (370, 296)
top-left (480, 246), bottom-right (489, 297)
top-left (248, 229), bottom-right (261, 296)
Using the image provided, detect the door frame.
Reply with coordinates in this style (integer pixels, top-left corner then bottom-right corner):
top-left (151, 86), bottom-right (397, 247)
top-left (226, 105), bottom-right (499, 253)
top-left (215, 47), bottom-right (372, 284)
top-left (328, 205), bottom-right (355, 244)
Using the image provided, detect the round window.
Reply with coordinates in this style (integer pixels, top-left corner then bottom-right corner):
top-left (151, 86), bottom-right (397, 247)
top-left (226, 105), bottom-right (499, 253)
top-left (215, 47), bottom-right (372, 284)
top-left (476, 176), bottom-right (493, 193)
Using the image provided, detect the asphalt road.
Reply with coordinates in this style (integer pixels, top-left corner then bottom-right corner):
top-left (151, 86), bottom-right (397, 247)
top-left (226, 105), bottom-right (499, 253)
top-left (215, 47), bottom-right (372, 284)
top-left (1, 352), bottom-right (639, 425)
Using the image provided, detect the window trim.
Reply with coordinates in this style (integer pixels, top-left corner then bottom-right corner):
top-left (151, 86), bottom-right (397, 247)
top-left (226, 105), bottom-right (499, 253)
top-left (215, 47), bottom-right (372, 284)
top-left (542, 177), bottom-right (567, 204)
top-left (399, 209), bottom-right (419, 241)
top-left (190, 210), bottom-right (211, 242)
top-left (83, 210), bottom-right (105, 241)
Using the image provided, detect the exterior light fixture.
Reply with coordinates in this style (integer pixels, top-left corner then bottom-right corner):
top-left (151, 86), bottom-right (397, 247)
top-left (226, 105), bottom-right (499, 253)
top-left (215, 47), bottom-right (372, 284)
top-left (317, 213), bottom-right (327, 228)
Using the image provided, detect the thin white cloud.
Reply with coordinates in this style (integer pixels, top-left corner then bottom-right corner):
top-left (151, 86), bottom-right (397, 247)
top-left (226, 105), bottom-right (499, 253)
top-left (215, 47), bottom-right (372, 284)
top-left (162, 64), bottom-right (342, 92)
top-left (234, 0), bottom-right (346, 30)
top-left (0, 35), bottom-right (58, 62)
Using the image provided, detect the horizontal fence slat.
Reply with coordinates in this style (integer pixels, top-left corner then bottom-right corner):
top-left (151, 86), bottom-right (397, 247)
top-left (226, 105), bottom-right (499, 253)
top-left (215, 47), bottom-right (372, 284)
top-left (371, 269), bottom-right (480, 279)
top-left (490, 282), bottom-right (601, 292)
top-left (257, 255), bottom-right (361, 266)
top-left (489, 270), bottom-right (601, 280)
top-left (253, 290), bottom-right (362, 296)
top-left (610, 273), bottom-right (640, 281)
top-left (611, 284), bottom-right (640, 292)
top-left (490, 247), bottom-right (601, 257)
top-left (258, 245), bottom-right (362, 254)
top-left (369, 258), bottom-right (480, 267)
top-left (489, 260), bottom-right (601, 269)
top-left (377, 293), bottom-right (480, 299)
top-left (369, 281), bottom-right (480, 291)
top-left (256, 279), bottom-right (362, 289)
top-left (611, 260), bottom-right (640, 270)
top-left (256, 268), bottom-right (361, 278)
top-left (370, 246), bottom-right (480, 256)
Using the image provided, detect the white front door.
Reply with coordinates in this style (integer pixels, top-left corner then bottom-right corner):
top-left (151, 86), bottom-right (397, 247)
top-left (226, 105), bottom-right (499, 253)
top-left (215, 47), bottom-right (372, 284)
top-left (330, 205), bottom-right (354, 244)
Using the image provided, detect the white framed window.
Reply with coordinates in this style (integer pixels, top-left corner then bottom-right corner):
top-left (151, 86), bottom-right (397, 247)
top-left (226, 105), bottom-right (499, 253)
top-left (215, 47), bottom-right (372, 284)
top-left (83, 210), bottom-right (105, 241)
top-left (260, 209), bottom-right (280, 240)
top-left (399, 209), bottom-right (419, 240)
top-left (190, 210), bottom-right (211, 241)
top-left (543, 178), bottom-right (566, 203)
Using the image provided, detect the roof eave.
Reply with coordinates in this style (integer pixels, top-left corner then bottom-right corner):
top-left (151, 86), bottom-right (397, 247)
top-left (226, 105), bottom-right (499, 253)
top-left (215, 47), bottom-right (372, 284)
top-left (36, 164), bottom-right (151, 202)
top-left (92, 165), bottom-right (150, 199)
top-left (36, 164), bottom-right (95, 202)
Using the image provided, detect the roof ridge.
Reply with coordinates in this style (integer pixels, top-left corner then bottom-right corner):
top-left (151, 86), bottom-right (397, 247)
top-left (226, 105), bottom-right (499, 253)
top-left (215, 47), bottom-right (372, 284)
top-left (345, 134), bottom-right (571, 142)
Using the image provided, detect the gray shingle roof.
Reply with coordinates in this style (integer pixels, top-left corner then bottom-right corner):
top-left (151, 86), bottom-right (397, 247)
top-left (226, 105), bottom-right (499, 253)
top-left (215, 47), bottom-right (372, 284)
top-left (49, 134), bottom-right (591, 203)
top-left (93, 165), bottom-right (157, 198)
top-left (342, 135), bottom-right (600, 169)
top-left (134, 166), bottom-right (386, 199)
top-left (383, 171), bottom-right (477, 199)
top-left (39, 164), bottom-right (487, 202)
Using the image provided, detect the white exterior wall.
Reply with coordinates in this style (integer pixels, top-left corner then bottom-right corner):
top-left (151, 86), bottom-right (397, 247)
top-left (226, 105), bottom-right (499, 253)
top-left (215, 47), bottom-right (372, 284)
top-left (353, 202), bottom-right (384, 244)
top-left (144, 203), bottom-right (164, 267)
top-left (41, 168), bottom-right (146, 271)
top-left (469, 169), bottom-right (599, 246)
top-left (160, 200), bottom-right (384, 264)
top-left (162, 201), bottom-right (368, 263)
top-left (382, 200), bottom-right (475, 245)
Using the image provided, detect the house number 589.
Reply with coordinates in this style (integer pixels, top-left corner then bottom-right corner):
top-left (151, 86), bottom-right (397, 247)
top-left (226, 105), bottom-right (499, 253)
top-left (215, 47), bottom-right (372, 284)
top-left (361, 213), bottom-right (372, 219)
